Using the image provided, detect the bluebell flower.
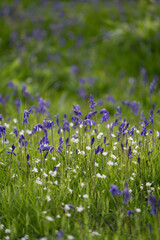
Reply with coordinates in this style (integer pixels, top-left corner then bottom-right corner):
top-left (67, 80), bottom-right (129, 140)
top-left (127, 210), bottom-right (134, 217)
top-left (148, 223), bottom-right (153, 233)
top-left (7, 144), bottom-right (16, 156)
top-left (27, 154), bottom-right (31, 167)
top-left (90, 137), bottom-right (95, 147)
top-left (150, 79), bottom-right (157, 95)
top-left (128, 146), bottom-right (133, 159)
top-left (115, 106), bottom-right (122, 117)
top-left (148, 150), bottom-right (153, 156)
top-left (109, 185), bottom-right (123, 196)
top-left (148, 195), bottom-right (156, 216)
top-left (56, 230), bottom-right (64, 240)
top-left (15, 99), bottom-right (21, 113)
top-left (88, 94), bottom-right (97, 110)
top-left (123, 181), bottom-right (131, 204)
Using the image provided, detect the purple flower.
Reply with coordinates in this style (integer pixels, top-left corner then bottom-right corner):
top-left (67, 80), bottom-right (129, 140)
top-left (109, 185), bottom-right (123, 196)
top-left (90, 137), bottom-right (95, 147)
top-left (148, 150), bottom-right (153, 156)
top-left (123, 182), bottom-right (131, 204)
top-left (7, 144), bottom-right (16, 156)
top-left (127, 210), bottom-right (134, 217)
top-left (88, 94), bottom-right (97, 111)
top-left (15, 99), bottom-right (21, 113)
top-left (150, 79), bottom-right (157, 95)
top-left (27, 154), bottom-right (31, 167)
top-left (128, 146), bottom-right (133, 159)
top-left (56, 230), bottom-right (64, 240)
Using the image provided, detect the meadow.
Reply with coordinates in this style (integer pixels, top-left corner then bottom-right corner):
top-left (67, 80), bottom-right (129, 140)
top-left (1, 1), bottom-right (160, 240)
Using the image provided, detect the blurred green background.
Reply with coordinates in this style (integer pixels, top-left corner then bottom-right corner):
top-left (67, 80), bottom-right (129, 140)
top-left (0, 0), bottom-right (160, 116)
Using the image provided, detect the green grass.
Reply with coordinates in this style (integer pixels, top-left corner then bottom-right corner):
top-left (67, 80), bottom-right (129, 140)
top-left (1, 0), bottom-right (160, 239)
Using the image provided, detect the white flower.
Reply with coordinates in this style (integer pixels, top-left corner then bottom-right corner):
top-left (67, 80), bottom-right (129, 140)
top-left (146, 182), bottom-right (152, 187)
top-left (77, 205), bottom-right (84, 212)
top-left (70, 122), bottom-right (74, 127)
top-left (135, 208), bottom-right (141, 213)
top-left (96, 173), bottom-right (102, 178)
top-left (0, 162), bottom-right (5, 166)
top-left (101, 174), bottom-right (106, 179)
top-left (45, 216), bottom-right (54, 221)
top-left (111, 134), bottom-right (116, 137)
top-left (66, 213), bottom-right (71, 217)
top-left (91, 231), bottom-right (101, 236)
top-left (54, 180), bottom-right (58, 185)
top-left (56, 215), bottom-right (61, 218)
top-left (71, 138), bottom-right (79, 143)
top-left (56, 163), bottom-right (61, 167)
top-left (39, 238), bottom-right (47, 240)
top-left (107, 161), bottom-right (114, 166)
top-left (111, 154), bottom-right (116, 159)
top-left (46, 196), bottom-right (51, 202)
top-left (5, 229), bottom-right (11, 234)
top-left (32, 167), bottom-right (38, 173)
top-left (129, 177), bottom-right (134, 181)
top-left (83, 194), bottom-right (88, 199)
top-left (68, 188), bottom-right (73, 194)
top-left (24, 235), bottom-right (29, 239)
top-left (13, 118), bottom-right (17, 123)
top-left (5, 236), bottom-right (10, 240)
top-left (67, 235), bottom-right (74, 239)
top-left (26, 130), bottom-right (32, 135)
top-left (80, 151), bottom-right (85, 155)
top-left (80, 183), bottom-right (84, 187)
top-left (0, 224), bottom-right (4, 230)
top-left (132, 161), bottom-right (137, 165)
top-left (102, 152), bottom-right (108, 156)
top-left (86, 146), bottom-right (91, 150)
top-left (52, 157), bottom-right (56, 160)
top-left (36, 180), bottom-right (42, 185)
top-left (43, 173), bottom-right (48, 177)
top-left (4, 123), bottom-right (9, 128)
top-left (64, 205), bottom-right (71, 211)
top-left (19, 130), bottom-right (24, 135)
top-left (95, 162), bottom-right (99, 167)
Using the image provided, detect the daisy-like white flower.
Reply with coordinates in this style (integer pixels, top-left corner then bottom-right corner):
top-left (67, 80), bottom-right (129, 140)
top-left (36, 180), bottom-right (42, 185)
top-left (46, 196), bottom-right (51, 202)
top-left (83, 194), bottom-right (88, 199)
top-left (107, 161), bottom-right (114, 166)
top-left (146, 182), bottom-right (152, 187)
top-left (135, 208), bottom-right (141, 213)
top-left (32, 167), bottom-right (38, 173)
top-left (67, 235), bottom-right (74, 240)
top-left (45, 216), bottom-right (54, 221)
top-left (77, 205), bottom-right (84, 212)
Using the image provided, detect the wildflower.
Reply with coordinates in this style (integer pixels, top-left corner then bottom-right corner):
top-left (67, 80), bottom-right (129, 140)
top-left (83, 194), bottom-right (88, 199)
top-left (6, 144), bottom-right (16, 156)
top-left (148, 194), bottom-right (157, 216)
top-left (109, 185), bottom-right (123, 196)
top-left (135, 208), bottom-right (141, 213)
top-left (27, 154), bottom-right (31, 167)
top-left (45, 216), bottom-right (54, 221)
top-left (123, 182), bottom-right (131, 204)
top-left (127, 210), bottom-right (134, 216)
top-left (56, 230), bottom-right (64, 240)
top-left (77, 205), bottom-right (84, 212)
top-left (90, 137), bottom-right (95, 146)
top-left (67, 235), bottom-right (74, 240)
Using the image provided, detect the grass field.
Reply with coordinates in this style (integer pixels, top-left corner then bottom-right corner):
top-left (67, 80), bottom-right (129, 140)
top-left (1, 1), bottom-right (160, 239)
